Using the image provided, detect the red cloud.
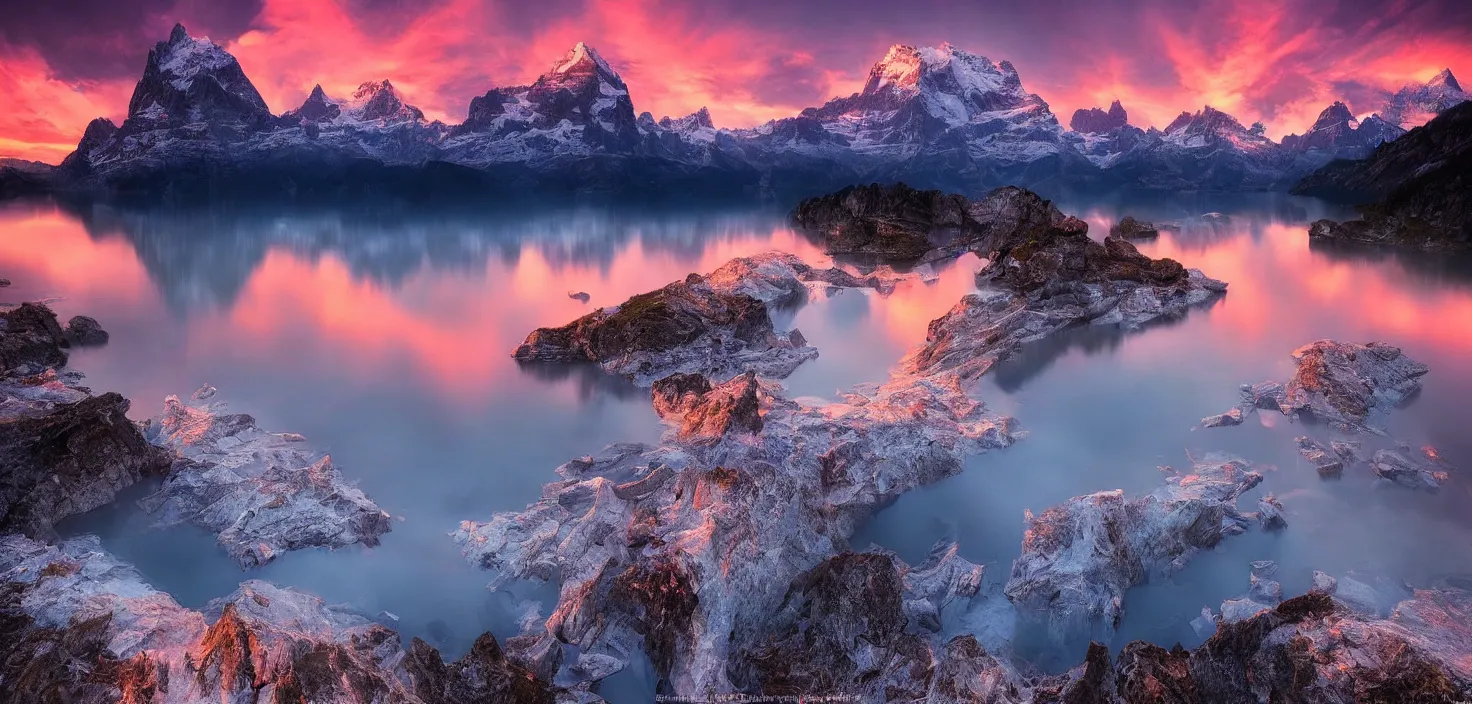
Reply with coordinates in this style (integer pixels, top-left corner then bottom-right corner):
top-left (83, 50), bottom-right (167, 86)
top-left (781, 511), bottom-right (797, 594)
top-left (1, 0), bottom-right (1468, 162)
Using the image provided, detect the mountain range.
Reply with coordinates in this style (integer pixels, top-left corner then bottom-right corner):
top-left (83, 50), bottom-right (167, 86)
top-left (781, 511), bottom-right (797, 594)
top-left (4, 24), bottom-right (1468, 202)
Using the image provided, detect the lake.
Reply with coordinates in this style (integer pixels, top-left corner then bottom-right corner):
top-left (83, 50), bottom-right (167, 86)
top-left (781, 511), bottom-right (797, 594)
top-left (3, 192), bottom-right (1470, 697)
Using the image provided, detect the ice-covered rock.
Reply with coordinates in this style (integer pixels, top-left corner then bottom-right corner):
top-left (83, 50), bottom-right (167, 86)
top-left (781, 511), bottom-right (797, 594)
top-left (1370, 448), bottom-right (1450, 491)
top-left (1004, 454), bottom-right (1263, 643)
top-left (139, 390), bottom-right (392, 567)
top-left (1281, 341), bottom-right (1429, 431)
top-left (0, 534), bottom-right (556, 703)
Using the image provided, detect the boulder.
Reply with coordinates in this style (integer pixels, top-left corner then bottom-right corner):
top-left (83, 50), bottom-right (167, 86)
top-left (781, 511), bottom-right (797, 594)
top-left (1110, 216), bottom-right (1160, 239)
top-left (63, 315), bottom-right (109, 346)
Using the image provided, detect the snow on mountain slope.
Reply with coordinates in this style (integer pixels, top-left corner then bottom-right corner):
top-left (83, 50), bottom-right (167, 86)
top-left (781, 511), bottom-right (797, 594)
top-left (1381, 69), bottom-right (1470, 129)
top-left (50, 24), bottom-right (1452, 198)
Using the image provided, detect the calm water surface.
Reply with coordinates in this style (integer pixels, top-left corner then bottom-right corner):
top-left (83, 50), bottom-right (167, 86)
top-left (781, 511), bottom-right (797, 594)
top-left (3, 193), bottom-right (1471, 694)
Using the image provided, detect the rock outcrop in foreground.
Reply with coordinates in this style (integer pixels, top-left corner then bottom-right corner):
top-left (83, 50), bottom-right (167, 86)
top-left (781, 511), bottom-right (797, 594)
top-left (0, 303), bottom-right (173, 540)
top-left (461, 208), bottom-right (1229, 694)
top-left (139, 388), bottom-right (393, 568)
top-left (1297, 101), bottom-right (1472, 250)
top-left (1243, 340), bottom-right (1428, 432)
top-left (1005, 454), bottom-right (1267, 644)
top-left (0, 534), bottom-right (556, 704)
top-left (511, 252), bottom-right (906, 384)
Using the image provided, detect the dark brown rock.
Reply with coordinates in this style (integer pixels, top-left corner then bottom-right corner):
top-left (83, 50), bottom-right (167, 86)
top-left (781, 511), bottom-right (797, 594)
top-left (0, 392), bottom-right (173, 539)
top-left (0, 303), bottom-right (69, 373)
top-left (405, 633), bottom-right (555, 704)
top-left (63, 315), bottom-right (109, 346)
top-left (652, 371), bottom-right (763, 440)
top-left (791, 182), bottom-right (979, 260)
top-left (1110, 216), bottom-right (1160, 239)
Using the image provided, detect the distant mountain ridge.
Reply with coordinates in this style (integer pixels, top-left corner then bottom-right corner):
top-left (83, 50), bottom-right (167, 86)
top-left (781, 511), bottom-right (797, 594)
top-left (11, 24), bottom-right (1470, 202)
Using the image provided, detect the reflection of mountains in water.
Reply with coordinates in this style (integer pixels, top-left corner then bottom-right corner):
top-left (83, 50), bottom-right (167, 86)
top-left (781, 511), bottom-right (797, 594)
top-left (65, 200), bottom-right (791, 313)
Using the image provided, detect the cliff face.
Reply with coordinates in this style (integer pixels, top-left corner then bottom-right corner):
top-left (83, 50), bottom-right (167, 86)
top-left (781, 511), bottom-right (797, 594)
top-left (1296, 101), bottom-right (1472, 249)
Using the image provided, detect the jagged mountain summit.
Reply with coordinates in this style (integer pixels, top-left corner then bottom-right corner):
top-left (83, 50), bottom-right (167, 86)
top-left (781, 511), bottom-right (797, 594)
top-left (285, 81), bottom-right (428, 126)
top-left (1070, 100), bottom-right (1129, 133)
top-left (31, 25), bottom-right (1466, 201)
top-left (1381, 69), bottom-right (1469, 128)
top-left (443, 41), bottom-right (641, 166)
top-left (1280, 101), bottom-right (1404, 159)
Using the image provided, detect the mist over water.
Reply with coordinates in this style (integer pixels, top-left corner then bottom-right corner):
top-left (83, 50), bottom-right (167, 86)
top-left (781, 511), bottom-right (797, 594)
top-left (3, 192), bottom-right (1470, 697)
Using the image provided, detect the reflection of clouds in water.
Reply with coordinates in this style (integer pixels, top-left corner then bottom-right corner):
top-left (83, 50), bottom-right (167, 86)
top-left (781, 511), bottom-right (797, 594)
top-left (7, 192), bottom-right (1472, 674)
top-left (67, 201), bottom-right (798, 314)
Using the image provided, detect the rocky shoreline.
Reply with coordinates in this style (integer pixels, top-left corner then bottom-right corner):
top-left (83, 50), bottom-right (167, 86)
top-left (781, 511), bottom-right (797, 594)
top-left (3, 180), bottom-right (1471, 702)
top-left (456, 189), bottom-right (1246, 695)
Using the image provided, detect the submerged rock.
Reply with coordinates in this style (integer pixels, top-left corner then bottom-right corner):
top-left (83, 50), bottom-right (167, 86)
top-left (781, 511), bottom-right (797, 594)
top-left (139, 391), bottom-right (392, 568)
top-left (1200, 407), bottom-right (1244, 428)
top-left (1219, 562), bottom-right (1283, 623)
top-left (63, 315), bottom-right (109, 346)
top-left (1004, 454), bottom-right (1263, 643)
top-left (512, 252), bottom-right (904, 384)
top-left (1109, 216), bottom-right (1160, 239)
top-left (1370, 448), bottom-right (1449, 491)
top-left (1295, 435), bottom-right (1353, 476)
top-left (0, 534), bottom-right (556, 704)
top-left (791, 182), bottom-right (979, 260)
top-left (567, 290), bottom-right (590, 303)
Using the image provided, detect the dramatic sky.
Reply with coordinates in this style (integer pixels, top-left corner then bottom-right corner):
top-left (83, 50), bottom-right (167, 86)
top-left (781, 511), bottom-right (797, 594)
top-left (3, 0), bottom-right (1470, 162)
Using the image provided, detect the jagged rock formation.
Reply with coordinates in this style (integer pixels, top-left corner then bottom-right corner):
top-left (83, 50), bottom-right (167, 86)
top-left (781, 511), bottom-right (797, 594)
top-left (1381, 68), bottom-right (1470, 128)
top-left (511, 252), bottom-right (906, 384)
top-left (790, 182), bottom-right (980, 259)
top-left (0, 387), bottom-right (172, 540)
top-left (0, 303), bottom-right (172, 540)
top-left (1071, 100), bottom-right (1129, 134)
top-left (1282, 102), bottom-right (1404, 154)
top-left (139, 389), bottom-right (393, 568)
top-left (1005, 455), bottom-right (1266, 643)
top-left (1109, 216), bottom-right (1159, 239)
top-left (725, 546), bottom-right (983, 699)
top-left (1097, 106), bottom-right (1290, 190)
top-left (0, 534), bottom-right (556, 704)
top-left (460, 214), bottom-right (1226, 693)
top-left (25, 25), bottom-right (1455, 201)
top-left (1370, 448), bottom-right (1450, 491)
top-left (1240, 341), bottom-right (1429, 432)
top-left (975, 209), bottom-right (1192, 296)
top-left (1298, 101), bottom-right (1472, 250)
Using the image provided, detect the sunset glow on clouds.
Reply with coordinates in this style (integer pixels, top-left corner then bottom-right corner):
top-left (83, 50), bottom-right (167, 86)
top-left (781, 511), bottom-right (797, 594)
top-left (2, 0), bottom-right (1469, 161)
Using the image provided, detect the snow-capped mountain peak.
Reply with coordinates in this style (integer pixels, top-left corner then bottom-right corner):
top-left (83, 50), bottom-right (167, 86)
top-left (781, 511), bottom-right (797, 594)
top-left (659, 107), bottom-right (714, 132)
top-left (1381, 68), bottom-right (1470, 128)
top-left (553, 42), bottom-right (616, 78)
top-left (285, 80), bottom-right (426, 126)
top-left (1429, 68), bottom-right (1462, 91)
top-left (156, 24), bottom-right (237, 92)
